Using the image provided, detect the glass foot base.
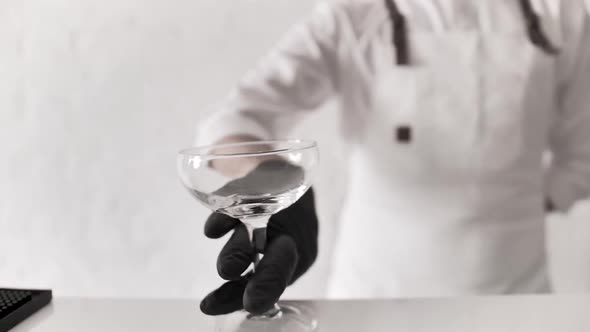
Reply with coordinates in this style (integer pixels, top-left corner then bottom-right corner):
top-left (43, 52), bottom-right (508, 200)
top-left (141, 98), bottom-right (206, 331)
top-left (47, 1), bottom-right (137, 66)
top-left (215, 303), bottom-right (318, 332)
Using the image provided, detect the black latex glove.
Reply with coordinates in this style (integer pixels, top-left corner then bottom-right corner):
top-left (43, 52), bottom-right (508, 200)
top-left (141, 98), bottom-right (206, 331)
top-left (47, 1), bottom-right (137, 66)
top-left (200, 187), bottom-right (318, 315)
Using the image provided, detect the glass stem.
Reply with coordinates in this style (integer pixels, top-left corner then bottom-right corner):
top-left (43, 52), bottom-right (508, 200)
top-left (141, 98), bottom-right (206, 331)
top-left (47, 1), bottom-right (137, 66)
top-left (242, 215), bottom-right (270, 270)
top-left (241, 215), bottom-right (282, 319)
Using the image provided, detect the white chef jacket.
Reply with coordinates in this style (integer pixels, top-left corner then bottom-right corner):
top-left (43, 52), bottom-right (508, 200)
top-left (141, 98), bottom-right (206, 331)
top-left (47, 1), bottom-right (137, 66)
top-left (197, 0), bottom-right (590, 297)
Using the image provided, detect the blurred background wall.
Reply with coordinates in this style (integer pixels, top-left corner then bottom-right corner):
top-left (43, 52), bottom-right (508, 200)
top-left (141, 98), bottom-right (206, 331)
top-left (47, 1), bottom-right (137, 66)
top-left (1, 0), bottom-right (589, 299)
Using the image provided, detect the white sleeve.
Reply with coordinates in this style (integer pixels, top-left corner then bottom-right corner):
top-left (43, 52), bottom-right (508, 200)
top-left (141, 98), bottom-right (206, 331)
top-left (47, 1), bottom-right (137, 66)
top-left (196, 1), bottom-right (343, 145)
top-left (546, 5), bottom-right (590, 212)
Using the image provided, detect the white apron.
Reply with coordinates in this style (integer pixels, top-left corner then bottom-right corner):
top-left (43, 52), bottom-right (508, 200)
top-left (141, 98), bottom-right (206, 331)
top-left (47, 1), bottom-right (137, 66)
top-left (328, 1), bottom-right (559, 298)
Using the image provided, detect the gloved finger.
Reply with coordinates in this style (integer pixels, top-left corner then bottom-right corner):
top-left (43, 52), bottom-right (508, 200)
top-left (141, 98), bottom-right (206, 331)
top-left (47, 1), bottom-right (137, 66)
top-left (217, 224), bottom-right (254, 280)
top-left (200, 278), bottom-right (248, 315)
top-left (243, 235), bottom-right (298, 314)
top-left (204, 213), bottom-right (239, 239)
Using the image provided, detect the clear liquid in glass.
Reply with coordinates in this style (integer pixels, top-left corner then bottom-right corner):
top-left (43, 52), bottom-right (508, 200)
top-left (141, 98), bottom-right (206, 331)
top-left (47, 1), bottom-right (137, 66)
top-left (189, 185), bottom-right (308, 219)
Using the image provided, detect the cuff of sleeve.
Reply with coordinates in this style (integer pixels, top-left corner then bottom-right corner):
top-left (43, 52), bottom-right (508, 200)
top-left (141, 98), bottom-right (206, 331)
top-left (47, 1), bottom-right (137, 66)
top-left (195, 109), bottom-right (271, 146)
top-left (545, 169), bottom-right (580, 213)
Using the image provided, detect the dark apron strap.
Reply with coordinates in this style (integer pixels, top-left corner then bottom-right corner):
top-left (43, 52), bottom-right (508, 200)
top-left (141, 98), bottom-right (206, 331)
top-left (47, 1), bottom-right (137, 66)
top-left (518, 0), bottom-right (559, 55)
top-left (383, 0), bottom-right (558, 65)
top-left (384, 0), bottom-right (410, 65)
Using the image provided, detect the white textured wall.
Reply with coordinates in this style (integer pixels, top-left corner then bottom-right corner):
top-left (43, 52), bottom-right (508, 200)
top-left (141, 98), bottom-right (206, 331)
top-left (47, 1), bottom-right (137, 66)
top-left (0, 0), bottom-right (588, 299)
top-left (0, 0), bottom-right (347, 299)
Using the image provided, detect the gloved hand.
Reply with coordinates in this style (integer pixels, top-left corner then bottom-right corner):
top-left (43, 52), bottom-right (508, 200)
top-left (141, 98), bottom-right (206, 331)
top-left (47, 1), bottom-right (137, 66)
top-left (200, 187), bottom-right (319, 316)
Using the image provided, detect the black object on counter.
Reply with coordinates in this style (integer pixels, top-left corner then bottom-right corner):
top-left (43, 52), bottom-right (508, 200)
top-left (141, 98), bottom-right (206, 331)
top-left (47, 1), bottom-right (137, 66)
top-left (0, 288), bottom-right (52, 331)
